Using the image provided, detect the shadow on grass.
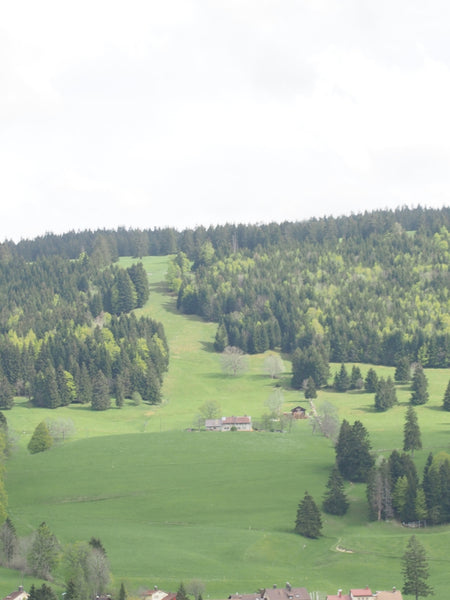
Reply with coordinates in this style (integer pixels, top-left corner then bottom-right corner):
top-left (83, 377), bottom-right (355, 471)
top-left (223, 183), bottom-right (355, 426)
top-left (426, 405), bottom-right (446, 411)
top-left (162, 300), bottom-right (179, 315)
top-left (200, 340), bottom-right (215, 353)
top-left (149, 282), bottom-right (171, 295)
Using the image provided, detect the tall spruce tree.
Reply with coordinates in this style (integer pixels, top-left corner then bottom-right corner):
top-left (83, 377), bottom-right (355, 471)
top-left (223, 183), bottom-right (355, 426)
top-left (350, 365), bottom-right (363, 389)
top-left (333, 364), bottom-right (350, 392)
top-left (410, 364), bottom-right (429, 405)
top-left (442, 379), bottom-right (450, 411)
top-left (304, 376), bottom-right (317, 399)
top-left (364, 368), bottom-right (378, 393)
top-left (402, 535), bottom-right (433, 600)
top-left (395, 357), bottom-right (411, 383)
top-left (295, 491), bottom-right (322, 538)
top-left (336, 419), bottom-right (374, 482)
top-left (28, 421), bottom-right (53, 454)
top-left (403, 406), bottom-right (422, 456)
top-left (322, 465), bottom-right (349, 515)
top-left (91, 370), bottom-right (111, 411)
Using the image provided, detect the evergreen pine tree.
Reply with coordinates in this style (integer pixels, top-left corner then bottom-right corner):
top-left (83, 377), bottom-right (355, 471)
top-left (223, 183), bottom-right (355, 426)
top-left (415, 488), bottom-right (428, 522)
top-left (76, 363), bottom-right (93, 404)
top-left (402, 535), bottom-right (433, 600)
top-left (176, 583), bottom-right (189, 600)
top-left (119, 582), bottom-right (127, 600)
top-left (364, 368), bottom-right (378, 393)
top-left (214, 323), bottom-right (228, 353)
top-left (403, 406), bottom-right (422, 456)
top-left (0, 517), bottom-right (17, 565)
top-left (395, 357), bottom-right (411, 383)
top-left (295, 491), bottom-right (322, 538)
top-left (350, 365), bottom-right (363, 389)
top-left (0, 376), bottom-right (14, 409)
top-left (334, 364), bottom-right (350, 392)
top-left (336, 419), bottom-right (374, 482)
top-left (322, 465), bottom-right (349, 515)
top-left (374, 377), bottom-right (397, 411)
top-left (442, 379), bottom-right (450, 411)
top-left (28, 421), bottom-right (53, 454)
top-left (304, 377), bottom-right (317, 399)
top-left (91, 370), bottom-right (111, 411)
top-left (410, 364), bottom-right (429, 405)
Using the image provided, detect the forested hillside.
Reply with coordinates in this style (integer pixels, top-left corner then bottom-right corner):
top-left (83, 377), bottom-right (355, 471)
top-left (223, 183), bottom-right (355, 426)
top-left (173, 208), bottom-right (450, 369)
top-left (0, 251), bottom-right (168, 409)
top-left (1, 205), bottom-right (449, 413)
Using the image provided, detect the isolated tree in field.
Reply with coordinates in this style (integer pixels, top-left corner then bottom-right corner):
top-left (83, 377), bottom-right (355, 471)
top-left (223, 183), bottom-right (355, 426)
top-left (119, 582), bottom-right (127, 600)
top-left (322, 465), bottom-right (349, 516)
top-left (28, 521), bottom-right (59, 580)
top-left (410, 364), bottom-right (429, 405)
top-left (333, 364), bottom-right (351, 392)
top-left (403, 406), bottom-right (422, 456)
top-left (335, 419), bottom-right (374, 482)
top-left (374, 377), bottom-right (398, 411)
top-left (309, 400), bottom-right (339, 442)
top-left (402, 535), bottom-right (433, 600)
top-left (295, 491), bottom-right (322, 538)
top-left (395, 357), bottom-right (411, 383)
top-left (442, 380), bottom-right (450, 411)
top-left (220, 346), bottom-right (249, 376)
top-left (28, 421), bottom-right (53, 454)
top-left (304, 377), bottom-right (317, 399)
top-left (263, 353), bottom-right (284, 379)
top-left (364, 368), bottom-right (378, 393)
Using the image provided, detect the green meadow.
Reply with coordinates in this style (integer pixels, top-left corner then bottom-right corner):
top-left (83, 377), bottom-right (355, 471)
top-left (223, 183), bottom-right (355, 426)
top-left (2, 256), bottom-right (450, 599)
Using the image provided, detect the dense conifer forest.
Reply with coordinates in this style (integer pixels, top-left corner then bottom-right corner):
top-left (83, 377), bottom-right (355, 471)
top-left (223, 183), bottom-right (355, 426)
top-left (0, 205), bottom-right (449, 412)
top-left (0, 249), bottom-right (168, 409)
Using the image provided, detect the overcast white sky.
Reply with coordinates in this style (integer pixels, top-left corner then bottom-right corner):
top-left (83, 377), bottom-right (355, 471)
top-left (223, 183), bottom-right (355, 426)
top-left (1, 1), bottom-right (450, 242)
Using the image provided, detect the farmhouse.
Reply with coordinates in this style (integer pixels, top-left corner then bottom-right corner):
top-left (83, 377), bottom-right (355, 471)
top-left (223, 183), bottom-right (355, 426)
top-left (205, 416), bottom-right (252, 431)
top-left (290, 406), bottom-right (307, 419)
top-left (2, 587), bottom-right (28, 600)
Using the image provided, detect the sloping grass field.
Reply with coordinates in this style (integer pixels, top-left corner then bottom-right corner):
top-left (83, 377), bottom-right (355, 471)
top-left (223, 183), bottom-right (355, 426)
top-left (2, 256), bottom-right (450, 598)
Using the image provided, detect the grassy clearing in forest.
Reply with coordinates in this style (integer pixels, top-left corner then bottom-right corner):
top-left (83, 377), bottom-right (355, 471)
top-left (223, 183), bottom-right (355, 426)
top-left (2, 256), bottom-right (450, 598)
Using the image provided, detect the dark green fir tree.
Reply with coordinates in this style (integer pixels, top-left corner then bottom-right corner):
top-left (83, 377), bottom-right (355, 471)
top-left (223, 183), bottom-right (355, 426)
top-left (364, 368), bottom-right (378, 393)
top-left (295, 491), bottom-right (322, 538)
top-left (322, 465), bottom-right (349, 515)
top-left (402, 535), bottom-right (433, 600)
top-left (403, 406), bottom-right (422, 456)
top-left (442, 379), bottom-right (450, 411)
top-left (410, 364), bottom-right (429, 406)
